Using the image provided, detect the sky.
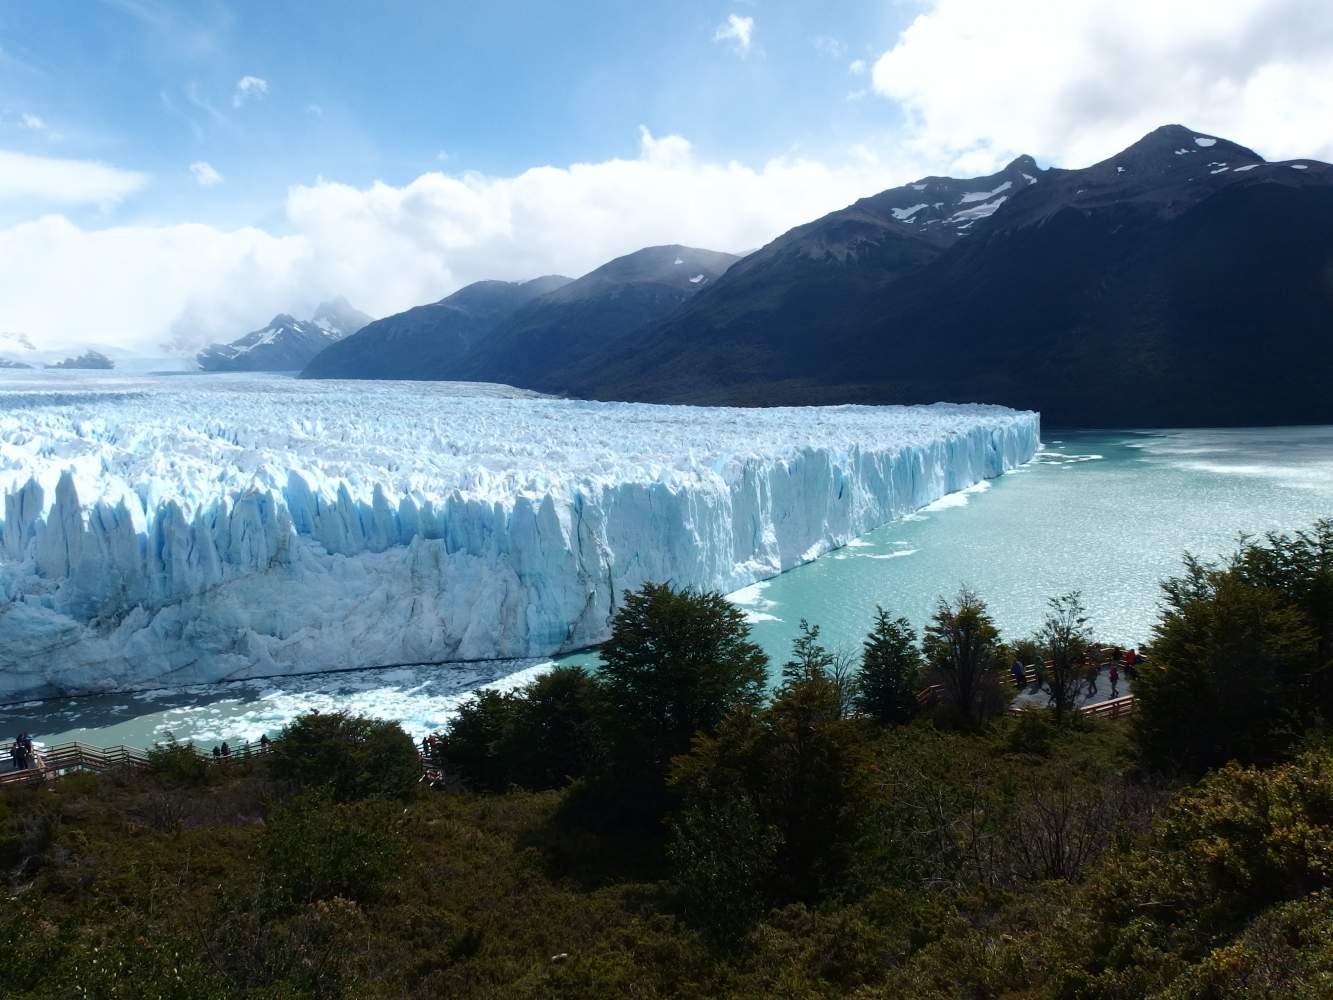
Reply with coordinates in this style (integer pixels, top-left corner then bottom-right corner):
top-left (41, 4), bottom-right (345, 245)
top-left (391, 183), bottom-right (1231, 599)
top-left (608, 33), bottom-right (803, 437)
top-left (2, 0), bottom-right (1332, 356)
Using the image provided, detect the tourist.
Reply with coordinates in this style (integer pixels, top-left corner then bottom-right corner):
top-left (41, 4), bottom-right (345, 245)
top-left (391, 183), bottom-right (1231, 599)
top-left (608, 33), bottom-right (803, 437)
top-left (1123, 648), bottom-right (1139, 680)
top-left (1085, 662), bottom-right (1099, 697)
top-left (422, 736), bottom-right (430, 755)
top-left (220, 741), bottom-right (231, 757)
top-left (212, 745), bottom-right (221, 759)
top-left (1011, 657), bottom-right (1026, 691)
top-left (259, 733), bottom-right (270, 752)
top-left (1033, 660), bottom-right (1047, 693)
top-left (1109, 663), bottom-right (1120, 698)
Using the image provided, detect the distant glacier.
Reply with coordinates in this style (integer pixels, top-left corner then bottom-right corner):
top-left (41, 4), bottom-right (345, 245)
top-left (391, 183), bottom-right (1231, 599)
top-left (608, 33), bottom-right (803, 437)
top-left (0, 373), bottom-right (1039, 700)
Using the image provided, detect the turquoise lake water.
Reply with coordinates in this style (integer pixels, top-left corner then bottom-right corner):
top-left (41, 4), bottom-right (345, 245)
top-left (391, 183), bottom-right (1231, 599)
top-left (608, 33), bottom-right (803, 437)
top-left (3, 426), bottom-right (1331, 749)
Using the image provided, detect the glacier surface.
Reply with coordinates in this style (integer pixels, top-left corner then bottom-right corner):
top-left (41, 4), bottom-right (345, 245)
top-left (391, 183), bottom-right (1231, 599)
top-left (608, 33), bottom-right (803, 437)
top-left (0, 373), bottom-right (1039, 700)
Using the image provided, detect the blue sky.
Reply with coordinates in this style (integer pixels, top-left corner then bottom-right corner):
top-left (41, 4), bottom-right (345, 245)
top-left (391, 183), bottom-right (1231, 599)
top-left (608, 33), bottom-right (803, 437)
top-left (1, 0), bottom-right (1329, 356)
top-left (1, 0), bottom-right (907, 230)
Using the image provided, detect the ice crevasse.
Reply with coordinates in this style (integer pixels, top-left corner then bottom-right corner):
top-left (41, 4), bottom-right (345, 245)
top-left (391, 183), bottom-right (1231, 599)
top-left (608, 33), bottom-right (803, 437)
top-left (0, 376), bottom-right (1040, 700)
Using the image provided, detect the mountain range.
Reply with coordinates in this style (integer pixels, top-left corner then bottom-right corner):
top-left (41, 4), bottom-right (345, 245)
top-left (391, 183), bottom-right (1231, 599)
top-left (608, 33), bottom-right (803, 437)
top-left (300, 126), bottom-right (1333, 426)
top-left (197, 298), bottom-right (372, 372)
top-left (301, 245), bottom-right (737, 388)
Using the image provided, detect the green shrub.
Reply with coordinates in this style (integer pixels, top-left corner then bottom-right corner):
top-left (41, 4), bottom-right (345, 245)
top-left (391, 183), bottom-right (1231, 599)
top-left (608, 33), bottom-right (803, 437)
top-left (262, 787), bottom-right (406, 909)
top-left (268, 710), bottom-right (421, 801)
top-left (147, 734), bottom-right (212, 786)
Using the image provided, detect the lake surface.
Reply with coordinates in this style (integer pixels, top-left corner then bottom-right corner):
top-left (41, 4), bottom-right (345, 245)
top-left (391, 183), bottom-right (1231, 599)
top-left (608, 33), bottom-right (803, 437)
top-left (4, 426), bottom-right (1331, 749)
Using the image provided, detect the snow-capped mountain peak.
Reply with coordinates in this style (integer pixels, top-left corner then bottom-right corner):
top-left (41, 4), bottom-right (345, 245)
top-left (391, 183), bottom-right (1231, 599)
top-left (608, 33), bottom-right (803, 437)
top-left (197, 300), bottom-right (373, 372)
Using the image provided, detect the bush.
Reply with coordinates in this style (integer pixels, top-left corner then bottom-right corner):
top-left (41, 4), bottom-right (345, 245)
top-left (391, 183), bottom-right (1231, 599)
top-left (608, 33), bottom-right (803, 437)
top-left (438, 668), bottom-right (608, 792)
top-left (262, 787), bottom-right (406, 909)
top-left (1136, 537), bottom-right (1322, 773)
top-left (147, 734), bottom-right (212, 786)
top-left (268, 711), bottom-right (421, 801)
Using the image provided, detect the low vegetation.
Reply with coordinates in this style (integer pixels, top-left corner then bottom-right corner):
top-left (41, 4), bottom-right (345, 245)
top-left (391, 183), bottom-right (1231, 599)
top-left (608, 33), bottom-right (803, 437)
top-left (2, 522), bottom-right (1330, 998)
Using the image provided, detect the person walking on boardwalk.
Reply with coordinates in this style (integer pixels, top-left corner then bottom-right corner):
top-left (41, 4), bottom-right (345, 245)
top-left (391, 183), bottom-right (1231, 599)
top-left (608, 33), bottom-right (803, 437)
top-left (1108, 662), bottom-right (1120, 698)
top-left (220, 741), bottom-right (231, 758)
top-left (1011, 657), bottom-right (1026, 691)
top-left (1085, 661), bottom-right (1099, 697)
top-left (259, 734), bottom-right (270, 752)
top-left (1033, 660), bottom-right (1047, 693)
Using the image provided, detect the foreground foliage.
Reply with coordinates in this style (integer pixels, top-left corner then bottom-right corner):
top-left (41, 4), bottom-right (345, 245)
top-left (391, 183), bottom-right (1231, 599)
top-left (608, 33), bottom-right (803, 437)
top-left (5, 528), bottom-right (1332, 997)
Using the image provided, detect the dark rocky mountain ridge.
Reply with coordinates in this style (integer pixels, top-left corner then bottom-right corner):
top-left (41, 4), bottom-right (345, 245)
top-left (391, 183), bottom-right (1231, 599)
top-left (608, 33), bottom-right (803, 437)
top-left (300, 276), bottom-right (571, 381)
top-left (301, 246), bottom-right (737, 388)
top-left (563, 125), bottom-right (1333, 427)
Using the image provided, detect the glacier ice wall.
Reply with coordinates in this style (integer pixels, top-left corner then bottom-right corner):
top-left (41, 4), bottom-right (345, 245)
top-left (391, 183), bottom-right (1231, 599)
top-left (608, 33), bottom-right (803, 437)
top-left (0, 374), bottom-right (1039, 700)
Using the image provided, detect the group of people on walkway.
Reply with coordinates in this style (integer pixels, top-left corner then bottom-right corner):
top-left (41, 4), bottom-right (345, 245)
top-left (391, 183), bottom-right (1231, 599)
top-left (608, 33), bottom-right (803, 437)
top-left (7, 732), bottom-right (36, 772)
top-left (1011, 646), bottom-right (1142, 701)
top-left (209, 734), bottom-right (269, 759)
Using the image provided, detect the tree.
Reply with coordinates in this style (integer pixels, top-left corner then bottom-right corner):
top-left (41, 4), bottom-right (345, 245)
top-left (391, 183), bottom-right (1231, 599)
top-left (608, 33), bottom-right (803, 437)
top-left (922, 588), bottom-right (1007, 728)
top-left (1034, 591), bottom-right (1094, 723)
top-left (1135, 552), bottom-right (1318, 773)
top-left (503, 665), bottom-right (608, 789)
top-left (856, 607), bottom-right (923, 724)
top-left (268, 711), bottom-right (422, 801)
top-left (598, 582), bottom-right (769, 799)
top-left (436, 690), bottom-right (523, 791)
top-left (668, 626), bottom-right (871, 913)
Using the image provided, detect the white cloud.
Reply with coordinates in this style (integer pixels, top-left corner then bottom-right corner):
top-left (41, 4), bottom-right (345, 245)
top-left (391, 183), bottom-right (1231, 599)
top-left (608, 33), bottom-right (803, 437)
top-left (19, 113), bottom-right (48, 131)
top-left (188, 160), bottom-right (223, 186)
top-left (0, 129), bottom-right (906, 355)
top-left (872, 0), bottom-right (1333, 172)
top-left (0, 149), bottom-right (146, 205)
top-left (813, 35), bottom-right (845, 60)
top-left (848, 59), bottom-right (866, 76)
top-left (306, 103), bottom-right (323, 118)
top-left (714, 14), bottom-right (755, 55)
top-left (232, 75), bottom-right (269, 108)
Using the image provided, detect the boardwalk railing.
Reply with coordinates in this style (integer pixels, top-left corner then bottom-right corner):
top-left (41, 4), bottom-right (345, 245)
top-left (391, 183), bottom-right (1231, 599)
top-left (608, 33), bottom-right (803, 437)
top-left (0, 738), bottom-right (442, 788)
top-left (0, 739), bottom-right (278, 787)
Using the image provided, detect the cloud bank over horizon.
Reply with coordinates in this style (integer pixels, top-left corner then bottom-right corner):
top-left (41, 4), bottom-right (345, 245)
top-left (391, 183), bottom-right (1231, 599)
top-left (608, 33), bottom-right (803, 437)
top-left (0, 130), bottom-right (903, 355)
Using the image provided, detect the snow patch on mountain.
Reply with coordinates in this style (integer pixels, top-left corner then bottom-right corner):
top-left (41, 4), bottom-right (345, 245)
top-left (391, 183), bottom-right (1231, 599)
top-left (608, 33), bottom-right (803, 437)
top-left (0, 374), bottom-right (1039, 700)
top-left (959, 181), bottom-right (1012, 204)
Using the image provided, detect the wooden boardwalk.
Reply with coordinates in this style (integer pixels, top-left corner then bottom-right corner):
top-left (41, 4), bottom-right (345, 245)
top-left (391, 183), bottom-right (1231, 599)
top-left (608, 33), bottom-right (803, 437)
top-left (0, 737), bottom-right (442, 788)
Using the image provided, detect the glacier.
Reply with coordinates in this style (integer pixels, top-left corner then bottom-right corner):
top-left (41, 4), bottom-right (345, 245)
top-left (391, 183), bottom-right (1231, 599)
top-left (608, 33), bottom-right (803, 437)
top-left (0, 373), bottom-right (1039, 701)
